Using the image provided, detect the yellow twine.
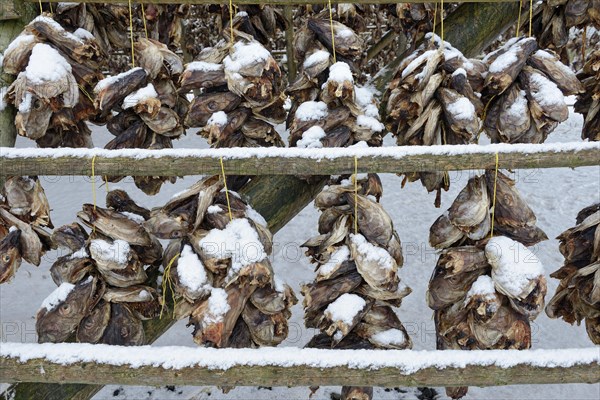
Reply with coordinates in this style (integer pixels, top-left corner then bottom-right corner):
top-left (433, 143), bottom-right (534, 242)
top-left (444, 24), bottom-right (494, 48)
top-left (516, 0), bottom-right (523, 37)
top-left (431, 1), bottom-right (438, 43)
top-left (128, 0), bottom-right (136, 67)
top-left (38, 1), bottom-right (43, 14)
top-left (440, 0), bottom-right (444, 44)
top-left (528, 0), bottom-right (533, 38)
top-left (220, 157), bottom-right (233, 222)
top-left (327, 0), bottom-right (337, 63)
top-left (141, 4), bottom-right (149, 39)
top-left (160, 252), bottom-right (180, 320)
top-left (229, 0), bottom-right (235, 45)
top-left (78, 84), bottom-right (94, 104)
top-left (489, 153), bottom-right (499, 238)
top-left (353, 156), bottom-right (358, 235)
top-left (104, 176), bottom-right (110, 194)
top-left (91, 155), bottom-right (97, 212)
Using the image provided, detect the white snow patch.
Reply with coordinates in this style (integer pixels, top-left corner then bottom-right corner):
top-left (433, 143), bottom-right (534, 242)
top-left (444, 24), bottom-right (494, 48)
top-left (207, 111), bottom-right (227, 127)
top-left (203, 288), bottom-right (230, 324)
top-left (295, 101), bottom-right (328, 121)
top-left (446, 97), bottom-right (476, 121)
top-left (177, 245), bottom-right (209, 293)
top-left (89, 239), bottom-right (131, 266)
top-left (327, 62), bottom-right (354, 83)
top-left (371, 329), bottom-right (407, 347)
top-left (325, 293), bottom-right (366, 325)
top-left (18, 93), bottom-right (32, 113)
top-left (199, 218), bottom-right (266, 275)
top-left (73, 28), bottom-right (95, 41)
top-left (4, 35), bottom-right (36, 59)
top-left (485, 236), bottom-right (544, 299)
top-left (185, 61), bottom-right (222, 72)
top-left (245, 205), bottom-right (267, 227)
top-left (350, 233), bottom-right (394, 271)
top-left (356, 115), bottom-right (384, 132)
top-left (69, 247), bottom-right (89, 260)
top-left (317, 245), bottom-right (350, 277)
top-left (121, 211), bottom-right (145, 224)
top-left (40, 283), bottom-right (75, 311)
top-left (223, 41), bottom-right (271, 74)
top-left (296, 126), bottom-right (326, 148)
top-left (122, 84), bottom-right (158, 110)
top-left (303, 50), bottom-right (330, 69)
top-left (528, 71), bottom-right (565, 109)
top-left (207, 205), bottom-right (222, 214)
top-left (0, 87), bottom-right (6, 112)
top-left (25, 44), bottom-right (72, 85)
top-left (466, 275), bottom-right (497, 303)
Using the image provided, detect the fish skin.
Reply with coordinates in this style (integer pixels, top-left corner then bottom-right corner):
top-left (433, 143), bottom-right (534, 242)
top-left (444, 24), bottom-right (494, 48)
top-left (77, 300), bottom-right (111, 344)
top-left (77, 204), bottom-right (153, 246)
top-left (0, 230), bottom-right (22, 284)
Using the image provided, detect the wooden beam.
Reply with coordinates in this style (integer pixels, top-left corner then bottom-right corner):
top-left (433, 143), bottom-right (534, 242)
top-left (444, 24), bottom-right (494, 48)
top-left (1, 344), bottom-right (598, 387)
top-left (26, 0), bottom-right (524, 4)
top-left (0, 143), bottom-right (598, 177)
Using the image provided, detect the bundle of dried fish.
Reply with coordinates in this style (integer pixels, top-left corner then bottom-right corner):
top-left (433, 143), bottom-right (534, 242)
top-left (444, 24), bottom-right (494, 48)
top-left (482, 37), bottom-right (584, 144)
top-left (0, 177), bottom-right (55, 283)
top-left (138, 4), bottom-right (190, 51)
top-left (574, 49), bottom-right (600, 141)
top-left (428, 172), bottom-right (548, 399)
top-left (533, 0), bottom-right (600, 54)
top-left (287, 19), bottom-right (387, 153)
top-left (546, 203), bottom-right (600, 344)
top-left (36, 191), bottom-right (162, 345)
top-left (384, 34), bottom-right (485, 205)
top-left (143, 176), bottom-right (296, 350)
top-left (180, 22), bottom-right (285, 153)
top-left (2, 15), bottom-right (106, 147)
top-left (94, 39), bottom-right (187, 195)
top-left (302, 176), bottom-right (410, 400)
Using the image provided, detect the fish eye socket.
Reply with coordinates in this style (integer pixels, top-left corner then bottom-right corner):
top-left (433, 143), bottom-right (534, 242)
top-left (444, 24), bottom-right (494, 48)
top-left (208, 101), bottom-right (217, 111)
top-left (2, 255), bottom-right (10, 263)
top-left (171, 231), bottom-right (182, 238)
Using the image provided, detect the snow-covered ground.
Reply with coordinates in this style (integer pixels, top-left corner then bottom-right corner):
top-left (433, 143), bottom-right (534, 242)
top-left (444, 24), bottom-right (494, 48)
top-left (1, 108), bottom-right (599, 399)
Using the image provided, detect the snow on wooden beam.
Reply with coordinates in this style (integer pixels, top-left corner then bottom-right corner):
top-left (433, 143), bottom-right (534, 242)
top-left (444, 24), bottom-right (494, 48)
top-left (1, 343), bottom-right (598, 387)
top-left (0, 142), bottom-right (598, 177)
top-left (28, 0), bottom-right (524, 5)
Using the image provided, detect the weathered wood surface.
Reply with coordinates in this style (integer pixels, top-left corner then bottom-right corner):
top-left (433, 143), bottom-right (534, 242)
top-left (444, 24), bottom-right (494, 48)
top-left (27, 0), bottom-right (525, 4)
top-left (1, 345), bottom-right (598, 387)
top-left (0, 2), bottom-right (37, 147)
top-left (1, 143), bottom-right (598, 177)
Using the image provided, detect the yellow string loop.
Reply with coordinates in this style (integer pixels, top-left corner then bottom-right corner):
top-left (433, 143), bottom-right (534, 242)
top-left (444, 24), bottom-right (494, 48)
top-left (489, 153), bottom-right (499, 238)
top-left (128, 0), bottom-right (136, 67)
top-left (91, 155), bottom-right (97, 211)
top-left (328, 0), bottom-right (337, 63)
top-left (516, 0), bottom-right (523, 37)
top-left (141, 4), bottom-right (149, 39)
top-left (528, 0), bottom-right (533, 38)
top-left (220, 157), bottom-right (233, 222)
top-left (229, 0), bottom-right (235, 45)
top-left (104, 176), bottom-right (110, 194)
top-left (78, 84), bottom-right (94, 104)
top-left (353, 156), bottom-right (358, 235)
top-left (38, 1), bottom-right (43, 14)
top-left (160, 252), bottom-right (181, 320)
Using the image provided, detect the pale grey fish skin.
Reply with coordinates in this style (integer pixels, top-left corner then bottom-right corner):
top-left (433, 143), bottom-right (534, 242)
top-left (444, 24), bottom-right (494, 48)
top-left (448, 175), bottom-right (489, 229)
top-left (50, 255), bottom-right (94, 286)
top-left (36, 277), bottom-right (101, 343)
top-left (344, 193), bottom-right (393, 248)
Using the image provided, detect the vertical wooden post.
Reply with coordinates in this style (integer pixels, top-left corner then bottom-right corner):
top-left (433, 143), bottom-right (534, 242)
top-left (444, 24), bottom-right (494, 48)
top-left (0, 1), bottom-right (37, 149)
top-left (283, 6), bottom-right (296, 82)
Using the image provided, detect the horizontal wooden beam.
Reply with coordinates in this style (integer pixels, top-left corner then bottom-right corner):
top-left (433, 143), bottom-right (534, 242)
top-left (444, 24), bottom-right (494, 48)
top-left (0, 142), bottom-right (598, 177)
top-left (1, 343), bottom-right (598, 387)
top-left (26, 0), bottom-right (524, 4)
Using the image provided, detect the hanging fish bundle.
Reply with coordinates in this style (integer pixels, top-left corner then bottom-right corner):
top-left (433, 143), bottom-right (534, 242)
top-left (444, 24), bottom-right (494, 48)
top-left (287, 19), bottom-right (386, 150)
top-left (302, 176), bottom-right (410, 400)
top-left (383, 34), bottom-right (485, 206)
top-left (143, 176), bottom-right (297, 349)
top-left (139, 4), bottom-right (190, 51)
top-left (2, 15), bottom-right (106, 147)
top-left (0, 177), bottom-right (55, 283)
top-left (94, 39), bottom-right (187, 195)
top-left (428, 172), bottom-right (547, 399)
top-left (482, 37), bottom-right (584, 144)
top-left (533, 0), bottom-right (600, 54)
top-left (546, 204), bottom-right (600, 344)
top-left (36, 190), bottom-right (163, 345)
top-left (180, 22), bottom-right (285, 151)
top-left (574, 49), bottom-right (600, 141)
